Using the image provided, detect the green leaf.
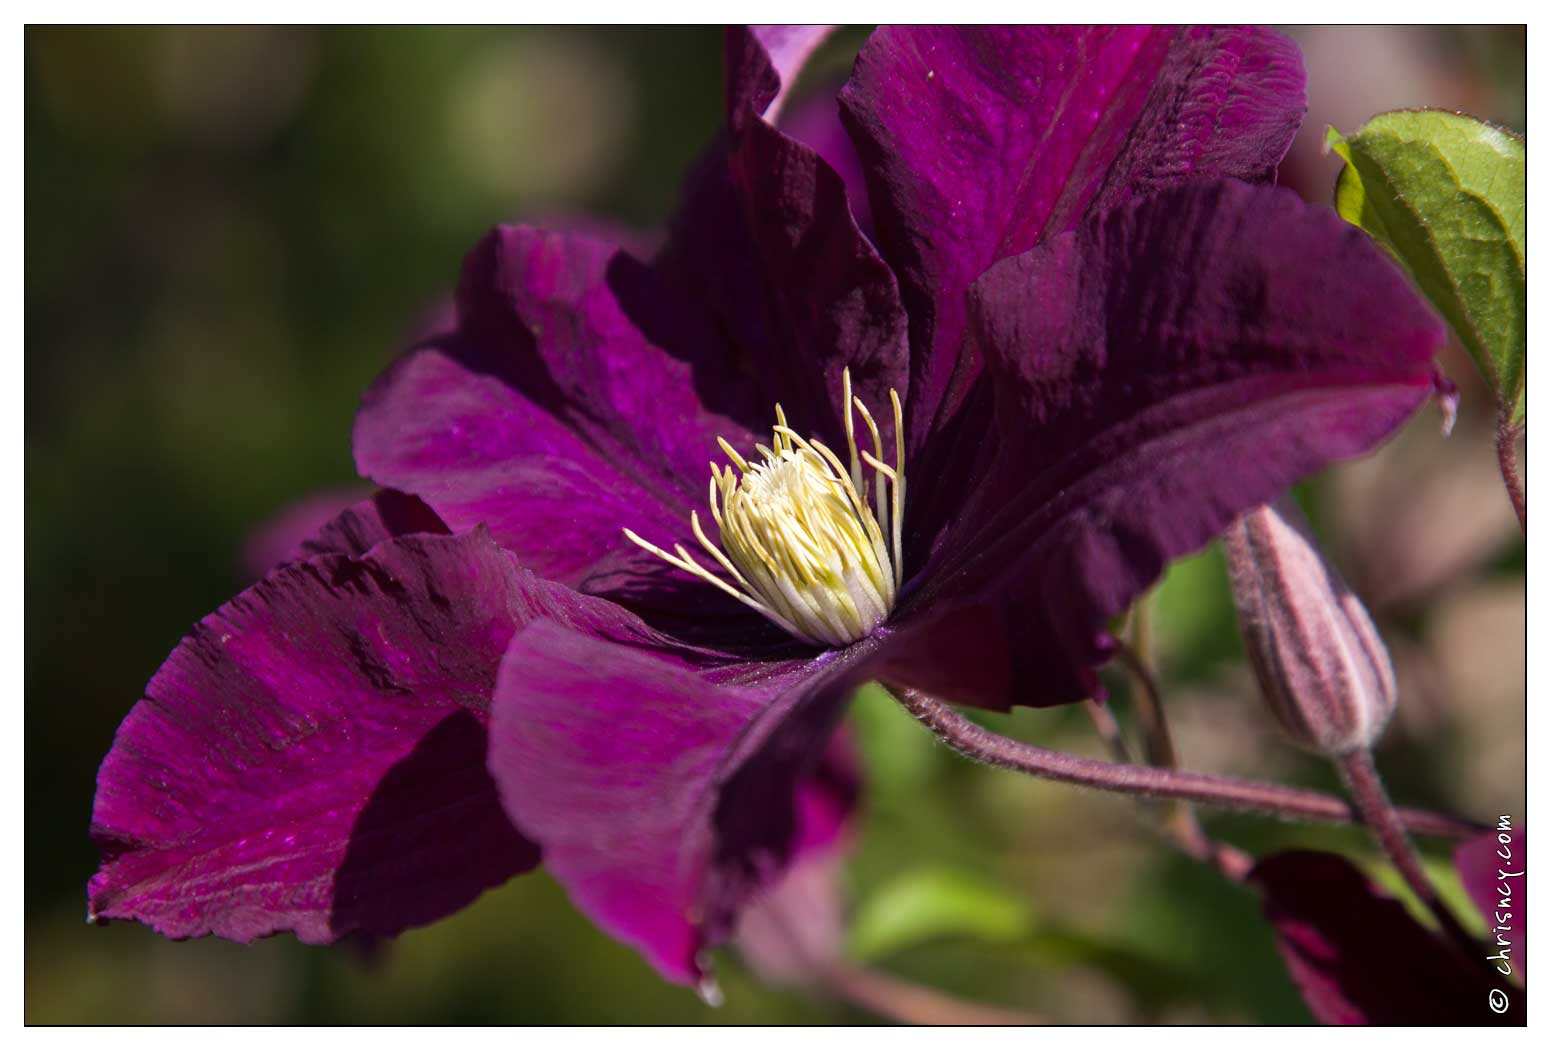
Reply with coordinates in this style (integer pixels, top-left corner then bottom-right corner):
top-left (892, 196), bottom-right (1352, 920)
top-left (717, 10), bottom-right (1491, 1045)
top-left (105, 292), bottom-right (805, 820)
top-left (1327, 111), bottom-right (1526, 425)
top-left (1367, 851), bottom-right (1487, 939)
top-left (848, 867), bottom-right (1035, 961)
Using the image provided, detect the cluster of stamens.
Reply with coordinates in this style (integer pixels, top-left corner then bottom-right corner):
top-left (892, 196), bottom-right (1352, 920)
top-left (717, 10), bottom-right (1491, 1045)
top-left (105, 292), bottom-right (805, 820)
top-left (624, 370), bottom-right (905, 647)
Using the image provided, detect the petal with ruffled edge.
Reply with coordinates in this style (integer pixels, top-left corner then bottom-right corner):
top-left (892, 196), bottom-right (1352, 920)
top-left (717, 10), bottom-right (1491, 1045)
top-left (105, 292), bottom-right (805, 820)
top-left (354, 227), bottom-right (770, 598)
top-left (488, 619), bottom-right (890, 986)
top-left (1250, 851), bottom-right (1519, 1024)
top-left (838, 26), bottom-right (1306, 561)
top-left (889, 181), bottom-right (1445, 710)
top-left (779, 79), bottom-right (873, 237)
top-left (88, 530), bottom-right (679, 944)
top-left (839, 26), bottom-right (1305, 462)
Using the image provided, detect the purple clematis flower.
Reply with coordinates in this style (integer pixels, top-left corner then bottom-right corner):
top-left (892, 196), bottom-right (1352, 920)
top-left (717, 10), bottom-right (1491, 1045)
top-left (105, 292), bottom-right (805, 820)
top-left (90, 25), bottom-right (1448, 991)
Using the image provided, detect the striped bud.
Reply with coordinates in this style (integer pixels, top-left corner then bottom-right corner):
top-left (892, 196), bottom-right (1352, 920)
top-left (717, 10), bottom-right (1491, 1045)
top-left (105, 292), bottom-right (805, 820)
top-left (1223, 497), bottom-right (1397, 757)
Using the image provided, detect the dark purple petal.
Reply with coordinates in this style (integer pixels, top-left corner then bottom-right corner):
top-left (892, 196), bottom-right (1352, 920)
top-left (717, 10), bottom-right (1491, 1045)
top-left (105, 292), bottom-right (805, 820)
top-left (896, 180), bottom-right (1446, 710)
top-left (877, 604), bottom-right (1019, 711)
top-left (1457, 826), bottom-right (1527, 979)
top-left (488, 620), bottom-right (887, 986)
top-left (839, 26), bottom-right (1305, 466)
top-left (725, 115), bottom-right (910, 449)
top-left (732, 726), bottom-right (857, 985)
top-left (244, 487), bottom-right (449, 577)
top-left (655, 28), bottom-right (910, 455)
top-left (780, 80), bottom-right (873, 236)
top-left (88, 530), bottom-right (678, 944)
top-left (787, 730), bottom-right (860, 859)
top-left (354, 226), bottom-right (764, 592)
top-left (1250, 851), bottom-right (1520, 1024)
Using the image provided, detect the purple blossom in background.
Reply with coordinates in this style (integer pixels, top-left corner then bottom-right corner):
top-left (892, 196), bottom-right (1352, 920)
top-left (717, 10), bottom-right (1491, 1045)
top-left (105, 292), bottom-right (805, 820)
top-left (90, 25), bottom-right (1447, 991)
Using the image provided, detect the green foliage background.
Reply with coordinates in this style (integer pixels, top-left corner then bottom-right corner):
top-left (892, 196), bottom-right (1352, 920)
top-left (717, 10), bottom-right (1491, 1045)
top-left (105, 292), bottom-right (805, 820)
top-left (25, 26), bottom-right (1526, 1024)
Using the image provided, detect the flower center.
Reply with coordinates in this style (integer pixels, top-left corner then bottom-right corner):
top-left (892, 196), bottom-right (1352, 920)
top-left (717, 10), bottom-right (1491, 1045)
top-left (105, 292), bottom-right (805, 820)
top-left (624, 369), bottom-right (905, 647)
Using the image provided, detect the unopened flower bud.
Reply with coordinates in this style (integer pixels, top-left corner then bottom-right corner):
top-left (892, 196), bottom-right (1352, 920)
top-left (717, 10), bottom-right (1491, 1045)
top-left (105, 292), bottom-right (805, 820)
top-left (1223, 497), bottom-right (1397, 756)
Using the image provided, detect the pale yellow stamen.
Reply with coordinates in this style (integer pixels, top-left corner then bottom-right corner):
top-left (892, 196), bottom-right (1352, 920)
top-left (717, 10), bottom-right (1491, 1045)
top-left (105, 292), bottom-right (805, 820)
top-left (624, 368), bottom-right (906, 647)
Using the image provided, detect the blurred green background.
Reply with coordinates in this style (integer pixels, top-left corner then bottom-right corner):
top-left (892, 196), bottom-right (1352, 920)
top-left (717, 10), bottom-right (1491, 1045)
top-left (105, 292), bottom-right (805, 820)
top-left (25, 26), bottom-right (1525, 1024)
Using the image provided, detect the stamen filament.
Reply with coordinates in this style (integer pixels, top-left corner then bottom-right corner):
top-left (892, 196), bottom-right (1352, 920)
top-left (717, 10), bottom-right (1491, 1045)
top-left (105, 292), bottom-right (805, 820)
top-left (624, 368), bottom-right (907, 647)
top-left (889, 390), bottom-right (905, 589)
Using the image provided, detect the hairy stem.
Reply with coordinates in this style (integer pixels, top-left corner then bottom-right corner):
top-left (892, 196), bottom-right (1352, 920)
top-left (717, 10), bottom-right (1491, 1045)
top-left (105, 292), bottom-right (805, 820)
top-left (891, 687), bottom-right (1481, 839)
top-left (1336, 749), bottom-right (1478, 954)
top-left (1496, 410), bottom-right (1526, 531)
top-left (1083, 698), bottom-right (1134, 763)
top-left (1107, 634), bottom-right (1252, 880)
top-left (1113, 637), bottom-right (1180, 769)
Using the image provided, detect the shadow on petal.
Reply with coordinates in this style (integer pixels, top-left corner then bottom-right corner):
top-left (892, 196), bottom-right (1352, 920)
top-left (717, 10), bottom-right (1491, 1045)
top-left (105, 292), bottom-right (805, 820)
top-left (330, 709), bottom-right (541, 938)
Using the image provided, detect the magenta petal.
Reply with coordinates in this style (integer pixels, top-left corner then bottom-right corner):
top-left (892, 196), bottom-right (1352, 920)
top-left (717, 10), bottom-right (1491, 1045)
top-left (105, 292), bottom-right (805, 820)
top-left (1250, 851), bottom-right (1520, 1024)
top-left (488, 621), bottom-right (885, 985)
top-left (897, 180), bottom-right (1446, 710)
top-left (839, 26), bottom-right (1305, 458)
top-left (88, 530), bottom-right (673, 944)
top-left (354, 226), bottom-right (763, 589)
top-left (1457, 826), bottom-right (1527, 979)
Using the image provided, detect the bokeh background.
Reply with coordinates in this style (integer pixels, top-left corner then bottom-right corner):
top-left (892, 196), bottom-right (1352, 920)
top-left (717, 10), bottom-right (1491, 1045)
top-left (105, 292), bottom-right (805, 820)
top-left (26, 26), bottom-right (1526, 1024)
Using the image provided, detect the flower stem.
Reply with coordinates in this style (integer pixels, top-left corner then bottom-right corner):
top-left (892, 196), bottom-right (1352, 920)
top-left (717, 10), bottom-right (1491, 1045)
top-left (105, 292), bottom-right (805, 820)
top-left (1110, 637), bottom-right (1252, 880)
top-left (890, 687), bottom-right (1481, 839)
top-left (1495, 409), bottom-right (1526, 531)
top-left (1084, 691), bottom-right (1252, 880)
top-left (1082, 698), bottom-right (1134, 763)
top-left (1335, 749), bottom-right (1478, 954)
top-left (1113, 636), bottom-right (1179, 768)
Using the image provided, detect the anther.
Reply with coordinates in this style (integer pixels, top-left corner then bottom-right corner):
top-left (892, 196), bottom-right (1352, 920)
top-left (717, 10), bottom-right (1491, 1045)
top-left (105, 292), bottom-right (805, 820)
top-left (624, 369), bottom-right (905, 646)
